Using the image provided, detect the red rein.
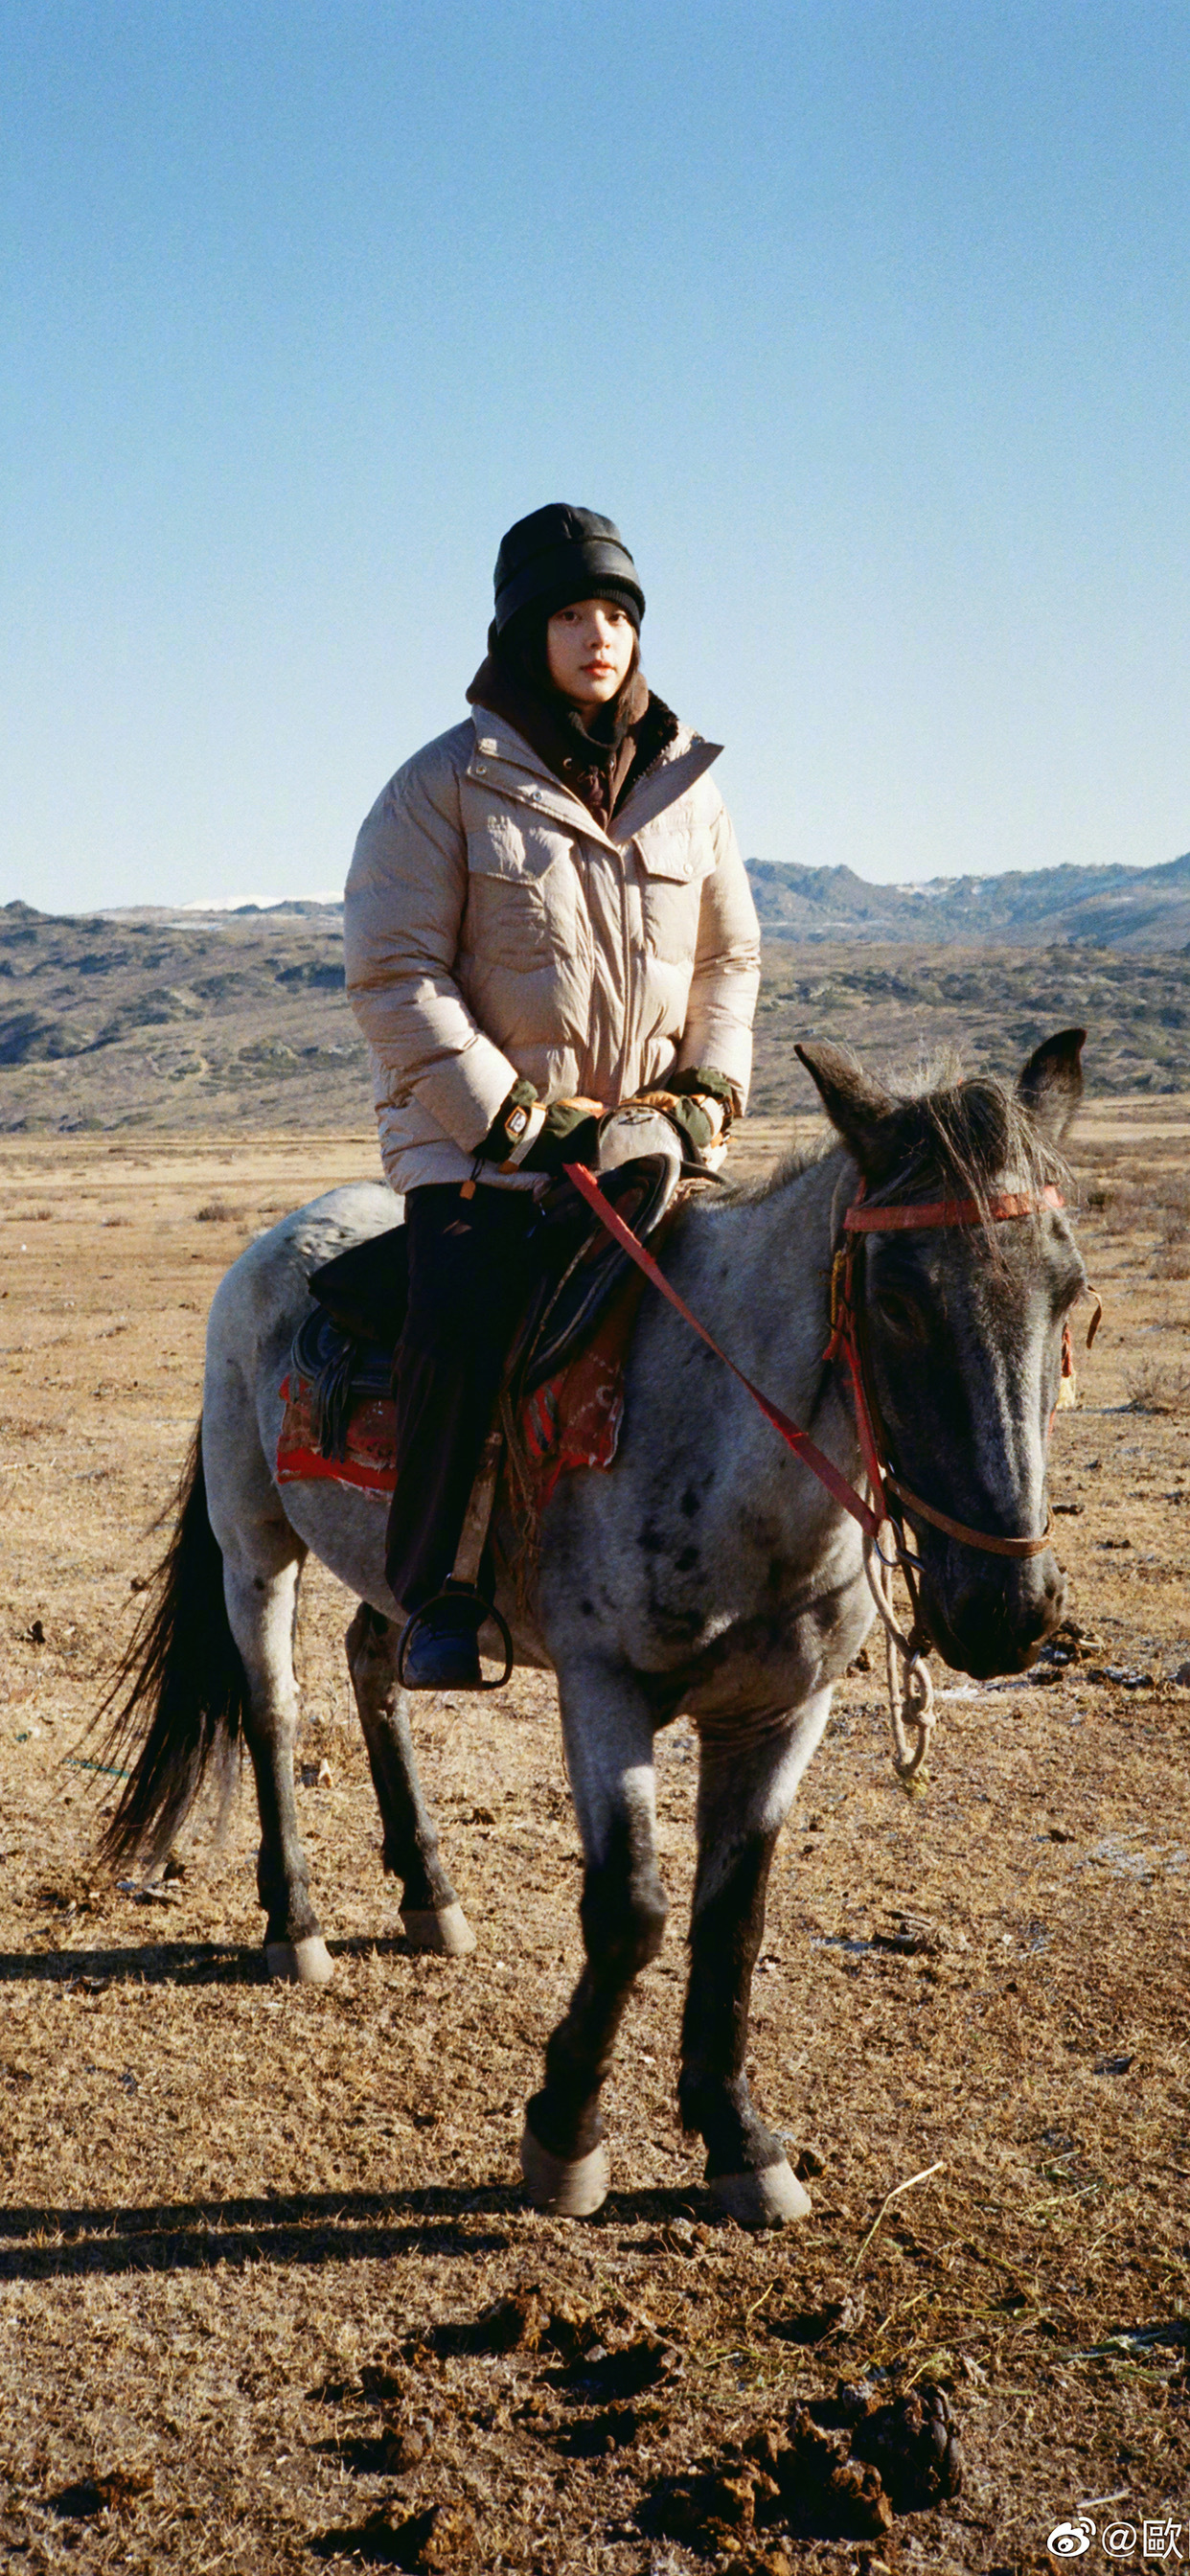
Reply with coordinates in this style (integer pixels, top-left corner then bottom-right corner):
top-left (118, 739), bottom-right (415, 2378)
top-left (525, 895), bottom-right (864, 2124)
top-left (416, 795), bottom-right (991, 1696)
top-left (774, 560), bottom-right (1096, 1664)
top-left (563, 1162), bottom-right (884, 1540)
top-left (565, 1162), bottom-right (1082, 1561)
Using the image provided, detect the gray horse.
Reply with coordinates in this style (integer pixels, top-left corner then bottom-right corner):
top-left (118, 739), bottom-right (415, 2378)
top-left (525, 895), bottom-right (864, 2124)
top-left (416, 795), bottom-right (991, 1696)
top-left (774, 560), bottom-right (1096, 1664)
top-left (100, 1032), bottom-right (1087, 2228)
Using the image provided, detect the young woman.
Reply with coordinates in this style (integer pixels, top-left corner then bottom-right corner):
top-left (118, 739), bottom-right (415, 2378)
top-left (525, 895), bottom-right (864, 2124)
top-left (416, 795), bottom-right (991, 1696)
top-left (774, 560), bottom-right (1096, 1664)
top-left (344, 502), bottom-right (761, 1685)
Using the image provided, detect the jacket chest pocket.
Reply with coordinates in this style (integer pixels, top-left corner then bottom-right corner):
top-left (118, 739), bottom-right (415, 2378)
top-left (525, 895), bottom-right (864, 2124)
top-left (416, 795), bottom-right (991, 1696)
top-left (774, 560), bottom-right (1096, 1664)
top-left (460, 795), bottom-right (575, 971)
top-left (632, 810), bottom-right (714, 965)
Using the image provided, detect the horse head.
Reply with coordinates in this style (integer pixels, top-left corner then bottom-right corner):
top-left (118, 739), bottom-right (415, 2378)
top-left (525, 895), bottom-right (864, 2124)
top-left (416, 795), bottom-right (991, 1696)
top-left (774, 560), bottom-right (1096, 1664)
top-left (798, 1029), bottom-right (1089, 1682)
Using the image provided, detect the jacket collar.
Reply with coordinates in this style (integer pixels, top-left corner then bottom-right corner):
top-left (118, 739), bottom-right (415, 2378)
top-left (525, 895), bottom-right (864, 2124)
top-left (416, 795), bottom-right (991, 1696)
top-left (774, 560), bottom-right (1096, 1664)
top-left (467, 707), bottom-right (721, 846)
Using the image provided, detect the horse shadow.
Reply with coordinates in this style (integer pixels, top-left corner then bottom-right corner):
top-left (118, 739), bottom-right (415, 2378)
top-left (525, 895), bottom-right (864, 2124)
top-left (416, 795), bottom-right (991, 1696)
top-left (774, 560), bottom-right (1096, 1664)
top-left (0, 2182), bottom-right (519, 2283)
top-left (0, 1935), bottom-right (723, 2280)
top-left (0, 1931), bottom-right (427, 1990)
top-left (0, 2178), bottom-right (717, 2282)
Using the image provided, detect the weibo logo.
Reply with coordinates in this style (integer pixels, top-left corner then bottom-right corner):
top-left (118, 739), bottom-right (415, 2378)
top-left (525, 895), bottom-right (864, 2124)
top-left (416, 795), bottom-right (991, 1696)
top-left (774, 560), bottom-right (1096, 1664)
top-left (1048, 2522), bottom-right (1096, 2559)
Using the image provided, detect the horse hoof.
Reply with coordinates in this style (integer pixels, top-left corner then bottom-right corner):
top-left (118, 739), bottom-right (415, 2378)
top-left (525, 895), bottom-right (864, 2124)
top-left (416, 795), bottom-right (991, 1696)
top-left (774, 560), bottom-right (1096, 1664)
top-left (400, 1903), bottom-right (476, 1956)
top-left (520, 2120), bottom-right (609, 2218)
top-left (265, 1936), bottom-right (334, 1987)
top-left (711, 2158), bottom-right (812, 2228)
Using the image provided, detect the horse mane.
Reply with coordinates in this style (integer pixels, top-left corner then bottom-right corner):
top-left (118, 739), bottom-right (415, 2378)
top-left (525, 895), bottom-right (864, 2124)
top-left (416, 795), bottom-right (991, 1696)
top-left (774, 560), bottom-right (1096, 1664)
top-left (724, 1048), bottom-right (1067, 1219)
top-left (868, 1059), bottom-right (1066, 1207)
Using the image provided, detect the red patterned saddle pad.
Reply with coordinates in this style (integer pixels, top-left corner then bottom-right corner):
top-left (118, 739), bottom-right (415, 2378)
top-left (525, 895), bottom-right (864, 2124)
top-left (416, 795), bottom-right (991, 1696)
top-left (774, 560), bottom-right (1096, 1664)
top-left (276, 1271), bottom-right (646, 1514)
top-left (276, 1377), bottom-right (397, 1495)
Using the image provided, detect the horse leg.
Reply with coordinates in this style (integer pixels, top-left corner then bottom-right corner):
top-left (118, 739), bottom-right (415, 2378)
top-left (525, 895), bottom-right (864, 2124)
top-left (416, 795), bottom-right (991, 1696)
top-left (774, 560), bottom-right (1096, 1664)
top-left (520, 1661), bottom-right (667, 2218)
top-left (222, 1548), bottom-right (333, 1987)
top-left (344, 1603), bottom-right (475, 1956)
top-left (678, 1691), bottom-right (834, 2227)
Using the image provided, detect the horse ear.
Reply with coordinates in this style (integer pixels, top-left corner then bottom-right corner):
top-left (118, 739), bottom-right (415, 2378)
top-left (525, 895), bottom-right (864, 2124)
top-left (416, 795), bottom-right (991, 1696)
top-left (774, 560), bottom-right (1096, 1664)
top-left (1017, 1027), bottom-right (1086, 1142)
top-left (795, 1042), bottom-right (895, 1172)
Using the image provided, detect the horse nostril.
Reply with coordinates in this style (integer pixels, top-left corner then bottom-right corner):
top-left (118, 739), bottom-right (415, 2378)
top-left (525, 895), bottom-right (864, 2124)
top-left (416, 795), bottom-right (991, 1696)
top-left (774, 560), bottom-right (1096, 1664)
top-left (940, 1562), bottom-right (1064, 1671)
top-left (1031, 1573), bottom-right (1065, 1639)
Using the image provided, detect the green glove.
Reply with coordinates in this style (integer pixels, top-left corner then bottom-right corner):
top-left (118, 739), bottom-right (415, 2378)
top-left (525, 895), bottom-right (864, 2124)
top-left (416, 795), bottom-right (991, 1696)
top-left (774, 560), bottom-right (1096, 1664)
top-left (478, 1083), bottom-right (602, 1175)
top-left (665, 1066), bottom-right (739, 1110)
top-left (527, 1099), bottom-right (602, 1174)
top-left (666, 1093), bottom-right (718, 1152)
top-left (633, 1067), bottom-right (739, 1156)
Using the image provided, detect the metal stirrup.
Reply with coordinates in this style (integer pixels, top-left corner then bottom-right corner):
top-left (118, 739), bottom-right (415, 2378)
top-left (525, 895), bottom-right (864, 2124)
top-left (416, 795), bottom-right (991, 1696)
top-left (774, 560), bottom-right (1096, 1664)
top-left (396, 1426), bottom-right (514, 1692)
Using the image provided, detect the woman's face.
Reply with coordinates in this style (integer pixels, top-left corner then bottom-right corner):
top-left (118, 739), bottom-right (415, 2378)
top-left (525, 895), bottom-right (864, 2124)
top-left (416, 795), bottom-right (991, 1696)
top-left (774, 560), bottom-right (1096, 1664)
top-left (545, 599), bottom-right (635, 708)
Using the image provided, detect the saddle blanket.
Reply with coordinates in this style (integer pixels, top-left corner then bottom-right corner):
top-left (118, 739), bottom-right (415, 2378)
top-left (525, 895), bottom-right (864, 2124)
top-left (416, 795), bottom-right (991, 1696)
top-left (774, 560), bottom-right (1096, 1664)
top-left (276, 1270), bottom-right (646, 1517)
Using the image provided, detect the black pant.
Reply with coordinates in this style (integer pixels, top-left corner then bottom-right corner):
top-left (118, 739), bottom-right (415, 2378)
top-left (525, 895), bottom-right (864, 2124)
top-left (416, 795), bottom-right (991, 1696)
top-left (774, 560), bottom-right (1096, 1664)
top-left (384, 1184), bottom-right (541, 1613)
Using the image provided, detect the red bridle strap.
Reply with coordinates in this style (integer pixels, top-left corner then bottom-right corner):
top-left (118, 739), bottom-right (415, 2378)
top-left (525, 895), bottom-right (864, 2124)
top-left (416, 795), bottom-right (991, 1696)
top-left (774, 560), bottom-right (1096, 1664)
top-left (562, 1162), bottom-right (1072, 1565)
top-left (831, 1177), bottom-right (1067, 1557)
top-left (844, 1184), bottom-right (1064, 1232)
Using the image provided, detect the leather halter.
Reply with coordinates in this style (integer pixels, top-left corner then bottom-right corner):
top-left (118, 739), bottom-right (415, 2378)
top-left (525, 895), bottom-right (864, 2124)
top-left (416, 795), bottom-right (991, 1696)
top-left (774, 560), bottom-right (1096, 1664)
top-left (826, 1180), bottom-right (1075, 1562)
top-left (563, 1157), bottom-right (1096, 1784)
top-left (563, 1161), bottom-right (1094, 1561)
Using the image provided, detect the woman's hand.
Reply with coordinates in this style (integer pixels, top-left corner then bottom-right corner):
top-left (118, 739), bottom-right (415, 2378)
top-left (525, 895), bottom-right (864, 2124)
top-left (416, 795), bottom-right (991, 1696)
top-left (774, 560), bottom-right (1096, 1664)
top-left (478, 1084), bottom-right (604, 1174)
top-left (629, 1067), bottom-right (739, 1157)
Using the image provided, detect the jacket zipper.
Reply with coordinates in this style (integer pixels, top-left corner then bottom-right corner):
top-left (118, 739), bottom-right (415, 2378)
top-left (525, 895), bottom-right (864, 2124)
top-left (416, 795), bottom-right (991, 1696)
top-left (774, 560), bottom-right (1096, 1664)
top-left (619, 837), bottom-right (635, 1085)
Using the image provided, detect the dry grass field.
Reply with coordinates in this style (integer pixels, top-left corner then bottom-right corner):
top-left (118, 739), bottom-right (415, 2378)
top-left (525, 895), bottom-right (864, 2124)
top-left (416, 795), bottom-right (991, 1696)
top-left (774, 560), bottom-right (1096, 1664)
top-left (1, 1105), bottom-right (1188, 2574)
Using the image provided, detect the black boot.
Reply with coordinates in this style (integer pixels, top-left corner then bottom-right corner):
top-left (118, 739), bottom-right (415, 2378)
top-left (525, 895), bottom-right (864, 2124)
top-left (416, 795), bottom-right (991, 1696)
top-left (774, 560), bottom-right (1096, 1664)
top-left (399, 1592), bottom-right (483, 1690)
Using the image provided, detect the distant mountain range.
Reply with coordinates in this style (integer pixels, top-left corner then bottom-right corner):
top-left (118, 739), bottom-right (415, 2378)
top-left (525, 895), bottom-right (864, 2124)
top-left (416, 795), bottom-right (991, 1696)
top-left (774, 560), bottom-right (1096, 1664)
top-left (3, 840), bottom-right (1190, 1133)
top-left (98, 841), bottom-right (1190, 951)
top-left (745, 847), bottom-right (1190, 949)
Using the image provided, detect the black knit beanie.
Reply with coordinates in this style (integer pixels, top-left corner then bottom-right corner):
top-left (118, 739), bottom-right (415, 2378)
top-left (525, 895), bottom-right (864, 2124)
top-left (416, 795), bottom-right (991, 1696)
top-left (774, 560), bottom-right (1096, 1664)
top-left (492, 503), bottom-right (645, 633)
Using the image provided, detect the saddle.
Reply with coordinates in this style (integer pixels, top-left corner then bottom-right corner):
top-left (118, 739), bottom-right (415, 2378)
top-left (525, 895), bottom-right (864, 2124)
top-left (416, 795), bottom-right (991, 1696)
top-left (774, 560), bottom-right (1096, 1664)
top-left (286, 1107), bottom-right (698, 1474)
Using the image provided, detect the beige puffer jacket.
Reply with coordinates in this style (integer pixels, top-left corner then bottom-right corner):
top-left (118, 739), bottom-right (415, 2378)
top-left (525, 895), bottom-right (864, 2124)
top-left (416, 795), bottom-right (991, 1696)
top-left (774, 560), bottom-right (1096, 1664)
top-left (343, 705), bottom-right (762, 1193)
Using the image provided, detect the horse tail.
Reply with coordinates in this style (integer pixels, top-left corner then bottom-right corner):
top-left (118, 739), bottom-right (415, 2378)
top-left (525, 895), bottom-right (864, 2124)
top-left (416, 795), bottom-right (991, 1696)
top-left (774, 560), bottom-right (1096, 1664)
top-left (95, 1418), bottom-right (251, 1872)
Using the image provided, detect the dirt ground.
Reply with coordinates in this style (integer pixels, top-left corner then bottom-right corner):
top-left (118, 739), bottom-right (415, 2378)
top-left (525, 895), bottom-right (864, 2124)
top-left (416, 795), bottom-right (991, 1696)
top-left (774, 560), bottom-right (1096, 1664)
top-left (1, 1106), bottom-right (1187, 2574)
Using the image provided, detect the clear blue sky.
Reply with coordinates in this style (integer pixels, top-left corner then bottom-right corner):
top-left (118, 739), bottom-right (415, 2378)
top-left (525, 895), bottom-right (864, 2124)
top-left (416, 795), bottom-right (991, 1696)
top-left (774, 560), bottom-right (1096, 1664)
top-left (3, 1), bottom-right (1187, 911)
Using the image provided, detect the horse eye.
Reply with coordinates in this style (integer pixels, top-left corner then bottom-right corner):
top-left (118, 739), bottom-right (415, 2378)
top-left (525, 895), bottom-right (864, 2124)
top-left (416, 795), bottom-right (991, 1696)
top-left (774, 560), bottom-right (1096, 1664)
top-left (875, 1290), bottom-right (926, 1342)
